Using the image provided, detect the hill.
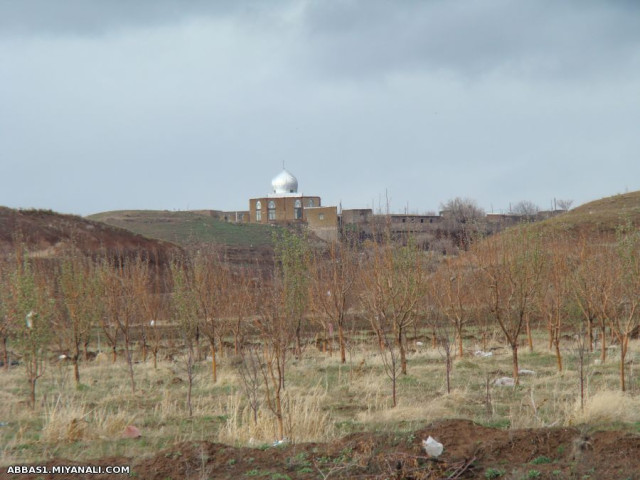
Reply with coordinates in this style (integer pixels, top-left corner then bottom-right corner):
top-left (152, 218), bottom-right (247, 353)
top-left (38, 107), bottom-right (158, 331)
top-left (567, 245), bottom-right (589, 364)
top-left (0, 207), bottom-right (181, 264)
top-left (532, 190), bottom-right (640, 235)
top-left (87, 210), bottom-right (275, 248)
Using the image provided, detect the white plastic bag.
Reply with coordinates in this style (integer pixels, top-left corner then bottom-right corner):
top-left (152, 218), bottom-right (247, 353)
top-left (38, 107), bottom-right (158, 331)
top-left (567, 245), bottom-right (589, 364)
top-left (422, 436), bottom-right (444, 457)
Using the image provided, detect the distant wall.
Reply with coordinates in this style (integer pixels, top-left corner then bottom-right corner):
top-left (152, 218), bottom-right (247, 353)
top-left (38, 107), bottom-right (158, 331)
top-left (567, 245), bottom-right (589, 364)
top-left (341, 209), bottom-right (373, 225)
top-left (306, 206), bottom-right (338, 242)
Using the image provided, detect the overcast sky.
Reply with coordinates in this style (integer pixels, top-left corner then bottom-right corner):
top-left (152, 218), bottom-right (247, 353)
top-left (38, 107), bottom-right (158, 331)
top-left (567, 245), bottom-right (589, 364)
top-left (1, 0), bottom-right (639, 216)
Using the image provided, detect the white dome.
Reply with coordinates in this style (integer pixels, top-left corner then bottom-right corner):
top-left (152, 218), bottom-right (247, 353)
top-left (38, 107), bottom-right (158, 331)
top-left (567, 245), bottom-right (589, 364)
top-left (271, 169), bottom-right (298, 194)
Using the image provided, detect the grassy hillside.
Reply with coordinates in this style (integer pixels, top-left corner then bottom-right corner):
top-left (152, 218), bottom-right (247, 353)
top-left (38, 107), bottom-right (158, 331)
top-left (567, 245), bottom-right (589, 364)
top-left (540, 190), bottom-right (640, 234)
top-left (87, 210), bottom-right (276, 247)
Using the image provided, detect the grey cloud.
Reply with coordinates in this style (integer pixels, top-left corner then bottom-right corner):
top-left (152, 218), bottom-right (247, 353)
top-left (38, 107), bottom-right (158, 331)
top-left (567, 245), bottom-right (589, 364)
top-left (1, 0), bottom-right (639, 216)
top-left (295, 0), bottom-right (640, 79)
top-left (0, 0), bottom-right (273, 37)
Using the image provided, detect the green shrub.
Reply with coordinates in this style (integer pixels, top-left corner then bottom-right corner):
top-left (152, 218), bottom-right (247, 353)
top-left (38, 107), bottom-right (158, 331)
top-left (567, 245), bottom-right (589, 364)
top-left (484, 467), bottom-right (506, 479)
top-left (531, 456), bottom-right (552, 465)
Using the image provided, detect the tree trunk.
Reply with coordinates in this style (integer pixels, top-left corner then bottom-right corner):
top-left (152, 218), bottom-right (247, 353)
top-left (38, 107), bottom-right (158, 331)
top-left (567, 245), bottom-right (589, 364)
top-left (511, 343), bottom-right (520, 386)
top-left (218, 332), bottom-right (226, 359)
top-left (195, 327), bottom-right (202, 361)
top-left (398, 327), bottom-right (407, 375)
top-left (2, 337), bottom-right (8, 371)
top-left (376, 328), bottom-right (385, 351)
top-left (322, 329), bottom-right (327, 353)
top-left (74, 343), bottom-right (81, 384)
top-left (600, 324), bottom-right (607, 363)
top-left (457, 327), bottom-right (464, 358)
top-left (141, 339), bottom-right (147, 363)
top-left (391, 373), bottom-right (397, 408)
top-left (554, 338), bottom-right (563, 372)
top-left (111, 344), bottom-right (117, 363)
top-left (620, 335), bottom-right (628, 392)
top-left (73, 356), bottom-right (80, 384)
top-left (186, 348), bottom-right (194, 417)
top-left (211, 342), bottom-right (217, 383)
top-left (29, 377), bottom-right (37, 410)
top-left (338, 323), bottom-right (346, 364)
top-left (295, 323), bottom-right (302, 358)
top-left (124, 339), bottom-right (136, 394)
top-left (275, 388), bottom-right (284, 440)
top-left (281, 351), bottom-right (287, 390)
top-left (526, 314), bottom-right (534, 352)
top-left (446, 349), bottom-right (452, 394)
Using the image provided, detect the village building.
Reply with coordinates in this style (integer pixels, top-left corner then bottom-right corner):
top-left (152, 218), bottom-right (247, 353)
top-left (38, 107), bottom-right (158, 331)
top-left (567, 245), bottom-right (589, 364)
top-left (248, 169), bottom-right (339, 242)
top-left (224, 168), bottom-right (566, 246)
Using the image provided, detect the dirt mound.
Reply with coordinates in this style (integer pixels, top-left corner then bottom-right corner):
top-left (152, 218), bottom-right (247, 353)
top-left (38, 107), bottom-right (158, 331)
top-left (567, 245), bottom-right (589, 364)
top-left (3, 420), bottom-right (640, 479)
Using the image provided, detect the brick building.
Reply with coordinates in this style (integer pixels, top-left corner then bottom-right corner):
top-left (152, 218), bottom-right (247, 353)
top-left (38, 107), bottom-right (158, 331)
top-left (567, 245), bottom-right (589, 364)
top-left (249, 169), bottom-right (324, 224)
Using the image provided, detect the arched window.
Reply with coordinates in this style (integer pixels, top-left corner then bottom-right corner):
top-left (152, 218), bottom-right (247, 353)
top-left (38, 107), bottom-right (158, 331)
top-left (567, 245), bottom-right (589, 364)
top-left (307, 199), bottom-right (314, 207)
top-left (268, 200), bottom-right (276, 220)
top-left (294, 199), bottom-right (302, 220)
top-left (255, 201), bottom-right (262, 222)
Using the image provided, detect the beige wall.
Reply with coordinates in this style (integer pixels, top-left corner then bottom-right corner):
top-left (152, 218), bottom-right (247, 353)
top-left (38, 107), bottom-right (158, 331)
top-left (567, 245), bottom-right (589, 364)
top-left (341, 209), bottom-right (373, 225)
top-left (306, 206), bottom-right (338, 228)
top-left (306, 206), bottom-right (338, 242)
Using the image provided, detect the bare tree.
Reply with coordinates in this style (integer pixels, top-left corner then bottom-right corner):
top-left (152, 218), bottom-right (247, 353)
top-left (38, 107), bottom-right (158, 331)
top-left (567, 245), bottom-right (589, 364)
top-left (541, 240), bottom-right (572, 372)
top-left (190, 250), bottom-right (227, 383)
top-left (475, 227), bottom-right (545, 385)
top-left (310, 242), bottom-right (358, 363)
top-left (611, 223), bottom-right (640, 391)
top-left (138, 265), bottom-right (169, 369)
top-left (360, 237), bottom-right (427, 375)
top-left (0, 258), bottom-right (12, 371)
top-left (556, 199), bottom-right (574, 211)
top-left (572, 238), bottom-right (599, 353)
top-left (511, 200), bottom-right (540, 217)
top-left (572, 234), bottom-right (620, 363)
top-left (573, 327), bottom-right (589, 411)
top-left (237, 344), bottom-right (263, 425)
top-left (7, 249), bottom-right (52, 408)
top-left (435, 315), bottom-right (455, 394)
top-left (432, 256), bottom-right (474, 358)
top-left (100, 256), bottom-right (148, 393)
top-left (96, 260), bottom-right (119, 363)
top-left (228, 269), bottom-right (253, 355)
top-left (56, 253), bottom-right (101, 384)
top-left (254, 278), bottom-right (294, 441)
top-left (171, 258), bottom-right (200, 416)
top-left (379, 330), bottom-right (401, 408)
top-left (440, 197), bottom-right (486, 249)
top-left (274, 229), bottom-right (310, 359)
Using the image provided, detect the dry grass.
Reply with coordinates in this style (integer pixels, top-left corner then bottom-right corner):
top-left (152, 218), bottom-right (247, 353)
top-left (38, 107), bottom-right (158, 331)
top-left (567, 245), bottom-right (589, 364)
top-left (41, 396), bottom-right (135, 443)
top-left (0, 330), bottom-right (639, 465)
top-left (218, 388), bottom-right (335, 445)
top-left (568, 390), bottom-right (640, 426)
top-left (528, 190), bottom-right (640, 235)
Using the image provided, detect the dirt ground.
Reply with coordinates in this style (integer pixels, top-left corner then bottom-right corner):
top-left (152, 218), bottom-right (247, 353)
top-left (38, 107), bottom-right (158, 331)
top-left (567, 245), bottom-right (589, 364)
top-left (2, 419), bottom-right (639, 480)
